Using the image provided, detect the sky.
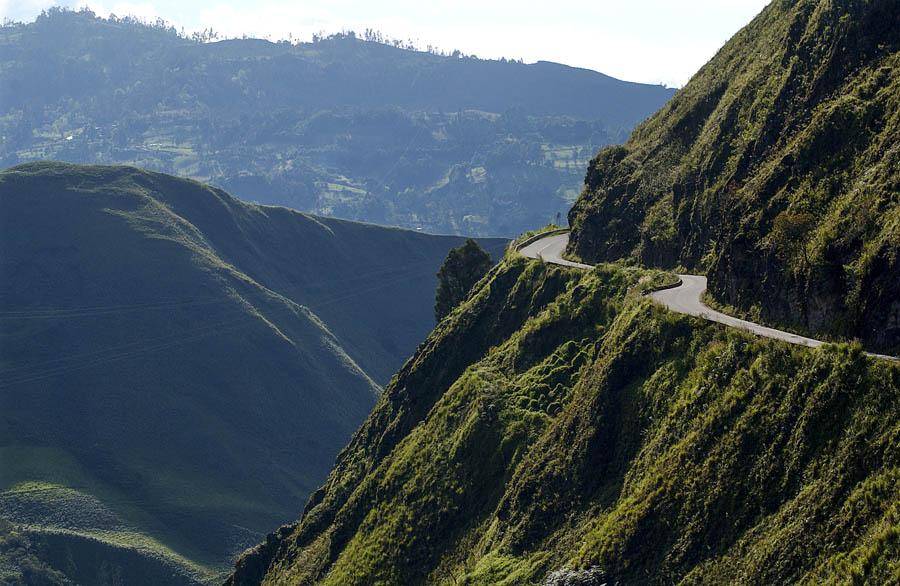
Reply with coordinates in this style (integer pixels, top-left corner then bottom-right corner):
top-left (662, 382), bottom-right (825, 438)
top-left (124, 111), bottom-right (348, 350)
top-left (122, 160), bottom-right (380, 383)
top-left (0, 0), bottom-right (771, 87)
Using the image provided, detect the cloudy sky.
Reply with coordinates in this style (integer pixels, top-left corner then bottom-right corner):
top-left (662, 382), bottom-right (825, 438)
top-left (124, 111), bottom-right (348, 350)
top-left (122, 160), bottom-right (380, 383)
top-left (1, 0), bottom-right (770, 87)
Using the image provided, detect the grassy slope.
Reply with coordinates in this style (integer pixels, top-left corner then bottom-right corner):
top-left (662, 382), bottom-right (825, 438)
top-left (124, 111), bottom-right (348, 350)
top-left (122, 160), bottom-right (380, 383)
top-left (0, 162), bottom-right (503, 583)
top-left (231, 245), bottom-right (899, 585)
top-left (227, 3), bottom-right (900, 582)
top-left (567, 0), bottom-right (900, 354)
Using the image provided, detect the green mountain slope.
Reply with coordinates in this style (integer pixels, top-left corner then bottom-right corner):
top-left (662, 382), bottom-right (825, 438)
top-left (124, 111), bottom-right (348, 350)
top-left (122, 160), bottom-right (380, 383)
top-left (226, 3), bottom-right (900, 584)
top-left (228, 240), bottom-right (899, 586)
top-left (0, 162), bottom-right (505, 583)
top-left (0, 8), bottom-right (674, 237)
top-left (567, 0), bottom-right (900, 354)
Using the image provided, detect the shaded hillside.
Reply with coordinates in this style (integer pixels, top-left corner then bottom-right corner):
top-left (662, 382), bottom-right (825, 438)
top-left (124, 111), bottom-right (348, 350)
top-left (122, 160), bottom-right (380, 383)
top-left (228, 240), bottom-right (899, 586)
top-left (0, 162), bottom-right (505, 583)
top-left (0, 8), bottom-right (674, 236)
top-left (0, 521), bottom-right (69, 585)
top-left (568, 0), bottom-right (900, 354)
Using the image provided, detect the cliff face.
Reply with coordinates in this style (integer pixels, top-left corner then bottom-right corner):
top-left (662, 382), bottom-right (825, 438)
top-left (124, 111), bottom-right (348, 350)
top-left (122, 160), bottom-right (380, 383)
top-left (228, 247), bottom-right (900, 586)
top-left (568, 0), bottom-right (900, 354)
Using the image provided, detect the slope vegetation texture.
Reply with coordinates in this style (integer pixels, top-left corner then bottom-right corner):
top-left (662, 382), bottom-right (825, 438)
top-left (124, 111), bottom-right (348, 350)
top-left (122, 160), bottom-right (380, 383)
top-left (0, 162), bottom-right (504, 584)
top-left (229, 237), bottom-right (899, 585)
top-left (568, 0), bottom-right (900, 355)
top-left (228, 1), bottom-right (900, 584)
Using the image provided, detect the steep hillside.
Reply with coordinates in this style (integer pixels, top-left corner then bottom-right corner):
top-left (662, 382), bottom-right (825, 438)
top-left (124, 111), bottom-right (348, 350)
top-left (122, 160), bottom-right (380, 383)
top-left (0, 8), bottom-right (675, 236)
top-left (0, 162), bottom-right (505, 583)
top-left (227, 4), bottom-right (900, 583)
top-left (228, 239), bottom-right (899, 585)
top-left (568, 0), bottom-right (900, 354)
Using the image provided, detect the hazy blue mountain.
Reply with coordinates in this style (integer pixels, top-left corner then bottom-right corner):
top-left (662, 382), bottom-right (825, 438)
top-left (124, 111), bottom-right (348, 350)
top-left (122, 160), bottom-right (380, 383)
top-left (0, 8), bottom-right (675, 236)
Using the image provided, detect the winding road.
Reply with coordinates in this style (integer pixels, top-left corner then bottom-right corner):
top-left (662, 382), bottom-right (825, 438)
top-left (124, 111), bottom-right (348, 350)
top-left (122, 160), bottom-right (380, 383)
top-left (519, 232), bottom-right (897, 362)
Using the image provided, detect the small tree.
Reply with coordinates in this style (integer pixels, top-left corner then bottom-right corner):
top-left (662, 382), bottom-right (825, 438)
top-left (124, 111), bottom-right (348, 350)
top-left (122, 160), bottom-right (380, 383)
top-left (770, 210), bottom-right (816, 267)
top-left (434, 239), bottom-right (492, 322)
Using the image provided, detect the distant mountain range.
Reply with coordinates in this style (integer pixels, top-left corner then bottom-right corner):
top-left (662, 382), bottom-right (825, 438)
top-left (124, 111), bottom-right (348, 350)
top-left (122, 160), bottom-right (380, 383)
top-left (0, 162), bottom-right (505, 584)
top-left (0, 8), bottom-right (675, 237)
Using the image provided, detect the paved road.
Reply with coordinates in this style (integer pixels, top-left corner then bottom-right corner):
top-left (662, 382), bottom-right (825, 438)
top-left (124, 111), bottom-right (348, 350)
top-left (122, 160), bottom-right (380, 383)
top-left (518, 232), bottom-right (593, 270)
top-left (519, 232), bottom-right (897, 362)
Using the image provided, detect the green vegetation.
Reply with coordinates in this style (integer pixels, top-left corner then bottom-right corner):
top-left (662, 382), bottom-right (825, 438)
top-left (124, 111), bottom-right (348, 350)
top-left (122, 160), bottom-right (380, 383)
top-left (228, 244), bottom-right (900, 585)
top-left (434, 240), bottom-right (493, 321)
top-left (0, 8), bottom-right (674, 237)
top-left (225, 5), bottom-right (900, 581)
top-left (0, 481), bottom-right (217, 585)
top-left (0, 162), bottom-right (505, 583)
top-left (567, 0), bottom-right (900, 354)
top-left (1, 520), bottom-right (69, 585)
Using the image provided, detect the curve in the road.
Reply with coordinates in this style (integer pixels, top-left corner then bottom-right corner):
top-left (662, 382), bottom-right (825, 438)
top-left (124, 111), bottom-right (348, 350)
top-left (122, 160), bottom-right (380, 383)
top-left (518, 231), bottom-right (897, 362)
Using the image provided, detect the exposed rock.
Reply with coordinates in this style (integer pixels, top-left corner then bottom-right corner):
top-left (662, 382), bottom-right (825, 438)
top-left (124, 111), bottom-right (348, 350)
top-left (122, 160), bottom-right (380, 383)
top-left (543, 566), bottom-right (612, 586)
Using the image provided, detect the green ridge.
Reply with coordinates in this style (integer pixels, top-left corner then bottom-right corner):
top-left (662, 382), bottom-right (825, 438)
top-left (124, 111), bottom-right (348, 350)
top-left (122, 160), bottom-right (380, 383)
top-left (230, 243), bottom-right (899, 585)
top-left (0, 162), bottom-right (505, 583)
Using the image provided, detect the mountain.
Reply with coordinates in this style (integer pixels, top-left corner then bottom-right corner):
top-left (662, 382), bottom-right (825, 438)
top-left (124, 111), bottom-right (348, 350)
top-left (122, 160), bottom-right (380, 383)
top-left (0, 8), bottom-right (675, 237)
top-left (567, 0), bottom-right (900, 354)
top-left (228, 237), bottom-right (899, 586)
top-left (226, 2), bottom-right (900, 585)
top-left (0, 162), bottom-right (506, 584)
